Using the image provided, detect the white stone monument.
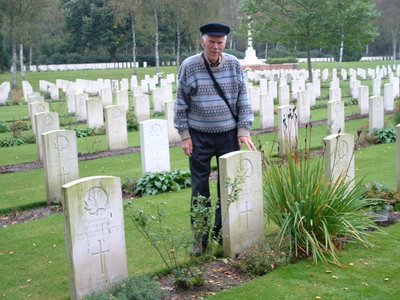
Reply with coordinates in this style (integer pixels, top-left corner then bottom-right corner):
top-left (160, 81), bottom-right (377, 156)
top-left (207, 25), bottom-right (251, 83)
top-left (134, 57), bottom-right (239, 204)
top-left (62, 176), bottom-right (128, 300)
top-left (34, 112), bottom-right (60, 161)
top-left (104, 105), bottom-right (128, 150)
top-left (219, 150), bottom-right (264, 257)
top-left (323, 133), bottom-right (354, 186)
top-left (139, 119), bottom-right (170, 173)
top-left (42, 130), bottom-right (79, 204)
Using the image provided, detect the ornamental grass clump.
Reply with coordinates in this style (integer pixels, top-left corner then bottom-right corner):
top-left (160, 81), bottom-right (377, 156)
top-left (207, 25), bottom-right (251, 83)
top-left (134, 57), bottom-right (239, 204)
top-left (261, 129), bottom-right (376, 265)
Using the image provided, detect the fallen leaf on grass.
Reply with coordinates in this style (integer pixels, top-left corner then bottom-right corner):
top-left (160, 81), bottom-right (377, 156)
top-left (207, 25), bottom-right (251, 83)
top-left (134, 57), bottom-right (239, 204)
top-left (384, 278), bottom-right (390, 281)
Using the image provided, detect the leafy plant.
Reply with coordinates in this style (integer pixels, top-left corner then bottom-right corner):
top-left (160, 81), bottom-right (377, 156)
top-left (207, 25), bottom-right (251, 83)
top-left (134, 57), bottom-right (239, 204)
top-left (84, 275), bottom-right (162, 300)
top-left (126, 112), bottom-right (138, 131)
top-left (74, 127), bottom-right (105, 138)
top-left (261, 140), bottom-right (376, 265)
top-left (371, 128), bottom-right (396, 144)
top-left (363, 182), bottom-right (399, 212)
top-left (0, 121), bottom-right (9, 133)
top-left (238, 238), bottom-right (291, 276)
top-left (10, 119), bottom-right (29, 138)
top-left (125, 200), bottom-right (205, 289)
top-left (0, 133), bottom-right (36, 147)
top-left (133, 170), bottom-right (191, 197)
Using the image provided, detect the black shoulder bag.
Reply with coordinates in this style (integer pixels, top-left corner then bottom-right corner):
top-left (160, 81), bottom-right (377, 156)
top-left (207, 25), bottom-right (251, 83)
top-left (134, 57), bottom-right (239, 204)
top-left (202, 53), bottom-right (238, 123)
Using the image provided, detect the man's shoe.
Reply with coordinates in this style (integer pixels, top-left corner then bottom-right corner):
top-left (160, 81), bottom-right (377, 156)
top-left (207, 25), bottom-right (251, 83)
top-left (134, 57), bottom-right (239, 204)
top-left (190, 242), bottom-right (207, 257)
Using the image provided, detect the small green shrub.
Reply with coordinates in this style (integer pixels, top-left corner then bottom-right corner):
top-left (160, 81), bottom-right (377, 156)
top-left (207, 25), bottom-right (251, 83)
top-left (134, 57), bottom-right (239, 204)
top-left (74, 127), bottom-right (105, 138)
top-left (133, 170), bottom-right (191, 197)
top-left (372, 128), bottom-right (396, 144)
top-left (266, 57), bottom-right (298, 64)
top-left (125, 200), bottom-right (206, 290)
top-left (0, 121), bottom-right (9, 133)
top-left (84, 275), bottom-right (162, 300)
top-left (10, 119), bottom-right (29, 138)
top-left (126, 113), bottom-right (138, 131)
top-left (238, 239), bottom-right (291, 276)
top-left (0, 133), bottom-right (36, 147)
top-left (344, 98), bottom-right (358, 106)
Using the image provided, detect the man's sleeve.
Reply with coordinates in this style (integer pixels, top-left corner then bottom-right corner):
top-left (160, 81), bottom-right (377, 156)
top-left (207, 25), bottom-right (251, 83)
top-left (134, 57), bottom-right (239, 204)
top-left (174, 64), bottom-right (191, 140)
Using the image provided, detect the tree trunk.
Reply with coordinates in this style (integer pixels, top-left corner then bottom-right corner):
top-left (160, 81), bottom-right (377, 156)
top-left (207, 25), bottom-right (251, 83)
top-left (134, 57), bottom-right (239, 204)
top-left (20, 44), bottom-right (25, 80)
top-left (29, 45), bottom-right (32, 68)
top-left (265, 43), bottom-right (268, 60)
top-left (176, 19), bottom-right (181, 67)
top-left (307, 47), bottom-right (313, 83)
top-left (339, 34), bottom-right (344, 69)
top-left (11, 33), bottom-right (17, 89)
top-left (130, 11), bottom-right (137, 75)
top-left (153, 6), bottom-right (160, 73)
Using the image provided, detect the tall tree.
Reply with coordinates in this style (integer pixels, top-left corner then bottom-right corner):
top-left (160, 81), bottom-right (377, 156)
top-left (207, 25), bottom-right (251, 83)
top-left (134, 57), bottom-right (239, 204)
top-left (110, 0), bottom-right (142, 74)
top-left (240, 0), bottom-right (378, 81)
top-left (0, 0), bottom-right (47, 88)
top-left (375, 0), bottom-right (400, 65)
top-left (62, 0), bottom-right (127, 61)
top-left (325, 0), bottom-right (378, 66)
top-left (240, 0), bottom-right (329, 81)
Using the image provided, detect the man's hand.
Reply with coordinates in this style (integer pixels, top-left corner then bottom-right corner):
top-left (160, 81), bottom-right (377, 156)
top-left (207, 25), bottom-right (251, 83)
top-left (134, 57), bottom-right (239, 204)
top-left (182, 138), bottom-right (193, 157)
top-left (238, 136), bottom-right (256, 151)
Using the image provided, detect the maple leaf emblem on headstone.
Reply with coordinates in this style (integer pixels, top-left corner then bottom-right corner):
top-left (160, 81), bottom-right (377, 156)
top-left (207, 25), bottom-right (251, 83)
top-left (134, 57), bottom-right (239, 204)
top-left (84, 187), bottom-right (109, 215)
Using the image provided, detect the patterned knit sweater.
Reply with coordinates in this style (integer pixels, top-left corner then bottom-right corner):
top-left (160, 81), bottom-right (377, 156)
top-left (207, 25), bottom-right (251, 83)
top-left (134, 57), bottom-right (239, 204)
top-left (174, 52), bottom-right (254, 140)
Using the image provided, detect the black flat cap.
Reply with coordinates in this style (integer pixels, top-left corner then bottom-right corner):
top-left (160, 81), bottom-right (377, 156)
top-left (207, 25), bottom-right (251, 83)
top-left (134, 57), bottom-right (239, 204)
top-left (200, 23), bottom-right (230, 36)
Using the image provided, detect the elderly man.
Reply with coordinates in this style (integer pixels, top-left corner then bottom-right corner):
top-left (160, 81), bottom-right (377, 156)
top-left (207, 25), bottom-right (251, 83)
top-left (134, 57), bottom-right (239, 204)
top-left (174, 22), bottom-right (256, 256)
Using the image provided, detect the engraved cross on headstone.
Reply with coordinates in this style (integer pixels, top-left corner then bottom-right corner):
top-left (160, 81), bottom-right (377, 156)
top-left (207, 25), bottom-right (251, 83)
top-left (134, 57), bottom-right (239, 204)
top-left (91, 239), bottom-right (109, 273)
top-left (153, 151), bottom-right (163, 170)
top-left (59, 167), bottom-right (70, 183)
top-left (240, 200), bottom-right (253, 228)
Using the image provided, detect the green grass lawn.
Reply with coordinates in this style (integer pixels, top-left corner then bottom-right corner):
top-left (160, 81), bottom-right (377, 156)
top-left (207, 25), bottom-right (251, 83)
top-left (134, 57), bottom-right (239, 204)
top-left (1, 61), bottom-right (400, 299)
top-left (1, 185), bottom-right (399, 299)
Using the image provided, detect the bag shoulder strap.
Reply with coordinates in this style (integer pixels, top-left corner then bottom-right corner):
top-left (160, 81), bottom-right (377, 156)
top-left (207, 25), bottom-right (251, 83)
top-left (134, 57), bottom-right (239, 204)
top-left (202, 53), bottom-right (238, 123)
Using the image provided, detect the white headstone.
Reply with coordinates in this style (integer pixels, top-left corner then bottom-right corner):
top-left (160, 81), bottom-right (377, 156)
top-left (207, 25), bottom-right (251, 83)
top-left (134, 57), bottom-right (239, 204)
top-left (139, 119), bottom-right (170, 173)
top-left (86, 98), bottom-right (104, 129)
top-left (268, 80), bottom-right (278, 99)
top-left (390, 76), bottom-right (399, 98)
top-left (278, 105), bottom-right (298, 157)
top-left (259, 93), bottom-right (274, 129)
top-left (358, 85), bottom-right (369, 115)
top-left (100, 87), bottom-right (113, 107)
top-left (66, 91), bottom-right (76, 113)
top-left (297, 90), bottom-right (310, 125)
top-left (383, 82), bottom-right (394, 111)
top-left (369, 96), bottom-right (384, 132)
top-left (248, 86), bottom-right (260, 113)
top-left (329, 87), bottom-right (341, 102)
top-left (278, 84), bottom-right (290, 106)
top-left (134, 94), bottom-right (150, 123)
top-left (372, 78), bottom-right (381, 96)
top-left (219, 150), bottom-right (264, 257)
top-left (323, 133), bottom-right (354, 186)
top-left (164, 100), bottom-right (180, 143)
top-left (327, 100), bottom-right (345, 135)
top-left (42, 130), bottom-right (79, 204)
top-left (115, 89), bottom-right (129, 112)
top-left (30, 101), bottom-right (49, 135)
top-left (34, 112), bottom-right (60, 161)
top-left (22, 80), bottom-right (33, 101)
top-left (62, 176), bottom-right (128, 300)
top-left (104, 105), bottom-right (128, 150)
top-left (0, 81), bottom-right (10, 104)
top-left (74, 93), bottom-right (88, 121)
